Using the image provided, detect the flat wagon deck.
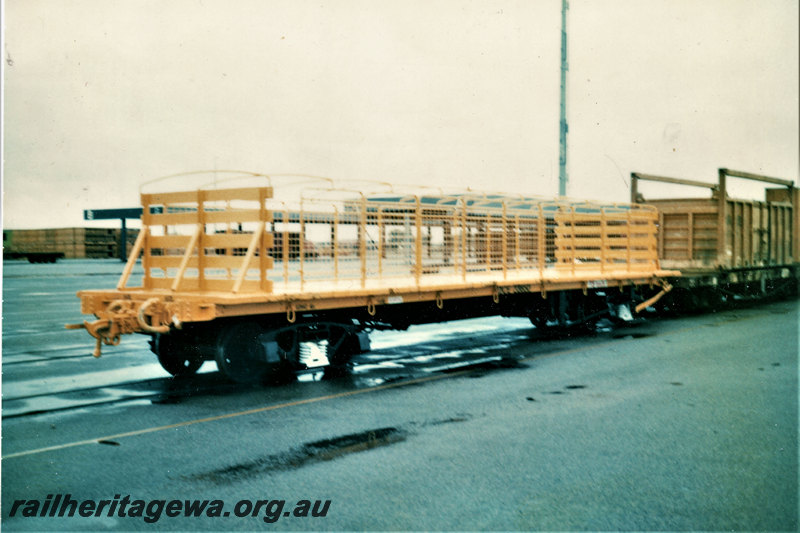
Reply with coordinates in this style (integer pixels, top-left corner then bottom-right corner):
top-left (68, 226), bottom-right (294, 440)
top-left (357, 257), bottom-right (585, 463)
top-left (69, 173), bottom-right (677, 382)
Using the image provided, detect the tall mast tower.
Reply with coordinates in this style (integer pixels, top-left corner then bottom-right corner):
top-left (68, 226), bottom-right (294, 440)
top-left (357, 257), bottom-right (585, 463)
top-left (559, 0), bottom-right (569, 197)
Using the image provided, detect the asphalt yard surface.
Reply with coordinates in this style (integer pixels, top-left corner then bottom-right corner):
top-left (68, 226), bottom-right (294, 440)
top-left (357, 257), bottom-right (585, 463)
top-left (1, 260), bottom-right (798, 530)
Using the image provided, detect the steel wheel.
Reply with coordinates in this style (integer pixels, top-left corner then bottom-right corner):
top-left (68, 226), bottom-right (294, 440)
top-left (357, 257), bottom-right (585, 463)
top-left (214, 322), bottom-right (270, 384)
top-left (153, 333), bottom-right (204, 377)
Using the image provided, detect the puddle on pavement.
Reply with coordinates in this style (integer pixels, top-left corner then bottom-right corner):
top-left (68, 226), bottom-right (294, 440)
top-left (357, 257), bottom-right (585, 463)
top-left (190, 427), bottom-right (406, 483)
top-left (440, 357), bottom-right (523, 378)
top-left (544, 384), bottom-right (589, 395)
top-left (424, 415), bottom-right (471, 426)
top-left (55, 388), bottom-right (111, 400)
top-left (612, 332), bottom-right (653, 339)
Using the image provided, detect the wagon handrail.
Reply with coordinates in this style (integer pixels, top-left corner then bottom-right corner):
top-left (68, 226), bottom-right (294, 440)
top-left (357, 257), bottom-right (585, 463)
top-left (299, 186), bottom-right (370, 203)
top-left (632, 169), bottom-right (796, 204)
top-left (720, 168), bottom-right (794, 188)
top-left (139, 170), bottom-right (267, 194)
top-left (630, 172), bottom-right (717, 203)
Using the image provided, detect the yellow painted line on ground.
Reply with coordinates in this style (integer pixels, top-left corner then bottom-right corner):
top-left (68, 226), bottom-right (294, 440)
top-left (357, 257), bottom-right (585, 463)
top-left (2, 371), bottom-right (469, 460)
top-left (3, 308), bottom-right (774, 460)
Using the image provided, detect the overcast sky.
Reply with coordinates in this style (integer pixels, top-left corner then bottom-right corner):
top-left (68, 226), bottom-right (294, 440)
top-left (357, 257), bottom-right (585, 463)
top-left (3, 0), bottom-right (798, 229)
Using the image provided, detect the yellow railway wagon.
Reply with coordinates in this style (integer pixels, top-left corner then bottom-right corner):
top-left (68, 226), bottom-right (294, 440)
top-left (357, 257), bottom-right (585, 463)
top-left (69, 172), bottom-right (677, 383)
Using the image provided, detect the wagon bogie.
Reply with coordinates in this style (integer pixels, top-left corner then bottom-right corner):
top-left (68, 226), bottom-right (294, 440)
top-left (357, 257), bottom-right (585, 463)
top-left (209, 318), bottom-right (369, 384)
top-left (214, 321), bottom-right (294, 384)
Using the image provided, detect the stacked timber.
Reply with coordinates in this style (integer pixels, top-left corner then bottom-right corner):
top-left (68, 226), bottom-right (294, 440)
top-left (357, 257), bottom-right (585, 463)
top-left (3, 228), bottom-right (140, 259)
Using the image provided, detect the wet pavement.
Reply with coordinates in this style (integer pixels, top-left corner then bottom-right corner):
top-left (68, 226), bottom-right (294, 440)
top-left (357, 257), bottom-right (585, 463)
top-left (2, 259), bottom-right (798, 530)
